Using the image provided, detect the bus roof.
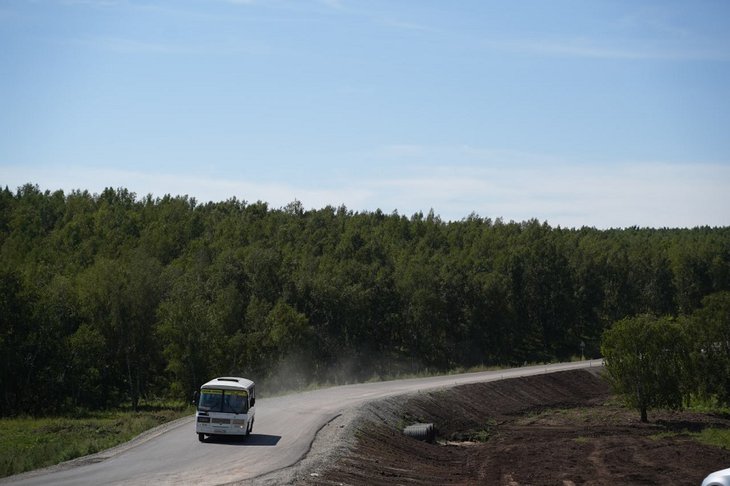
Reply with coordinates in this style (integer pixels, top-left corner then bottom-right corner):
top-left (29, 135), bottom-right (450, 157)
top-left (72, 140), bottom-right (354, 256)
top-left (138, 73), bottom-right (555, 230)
top-left (200, 377), bottom-right (254, 391)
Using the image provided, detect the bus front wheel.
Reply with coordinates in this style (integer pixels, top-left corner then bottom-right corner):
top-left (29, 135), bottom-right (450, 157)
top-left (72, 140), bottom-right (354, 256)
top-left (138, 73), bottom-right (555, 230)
top-left (198, 433), bottom-right (205, 442)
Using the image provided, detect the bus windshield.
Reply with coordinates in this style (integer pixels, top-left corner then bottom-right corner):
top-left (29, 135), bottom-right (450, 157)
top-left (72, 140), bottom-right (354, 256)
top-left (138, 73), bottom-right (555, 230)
top-left (198, 389), bottom-right (248, 414)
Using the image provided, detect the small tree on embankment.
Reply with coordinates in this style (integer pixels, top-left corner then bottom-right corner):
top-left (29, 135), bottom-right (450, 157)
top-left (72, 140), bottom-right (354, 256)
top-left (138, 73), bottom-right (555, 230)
top-left (601, 314), bottom-right (688, 422)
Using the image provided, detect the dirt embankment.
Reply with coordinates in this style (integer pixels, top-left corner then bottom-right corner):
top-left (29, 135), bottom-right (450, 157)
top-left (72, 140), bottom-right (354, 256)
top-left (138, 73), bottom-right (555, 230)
top-left (296, 369), bottom-right (730, 486)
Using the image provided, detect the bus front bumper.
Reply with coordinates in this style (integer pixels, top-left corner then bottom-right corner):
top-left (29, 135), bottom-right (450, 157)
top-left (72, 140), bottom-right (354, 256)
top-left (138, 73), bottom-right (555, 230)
top-left (196, 416), bottom-right (249, 435)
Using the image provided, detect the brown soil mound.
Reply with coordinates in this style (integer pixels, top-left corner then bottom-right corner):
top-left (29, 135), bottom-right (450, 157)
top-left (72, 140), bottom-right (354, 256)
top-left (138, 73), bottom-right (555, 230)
top-left (300, 369), bottom-right (730, 485)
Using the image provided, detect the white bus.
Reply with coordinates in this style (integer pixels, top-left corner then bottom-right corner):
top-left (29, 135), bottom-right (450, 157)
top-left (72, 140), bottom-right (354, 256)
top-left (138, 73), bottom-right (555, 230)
top-left (195, 377), bottom-right (256, 442)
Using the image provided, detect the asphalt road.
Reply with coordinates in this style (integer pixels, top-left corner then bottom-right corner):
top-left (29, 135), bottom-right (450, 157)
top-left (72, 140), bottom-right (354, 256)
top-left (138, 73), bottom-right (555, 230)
top-left (4, 359), bottom-right (603, 485)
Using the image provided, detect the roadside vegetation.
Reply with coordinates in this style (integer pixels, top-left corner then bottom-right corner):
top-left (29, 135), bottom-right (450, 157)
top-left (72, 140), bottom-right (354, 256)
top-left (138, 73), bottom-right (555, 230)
top-left (1, 184), bottom-right (729, 417)
top-left (1, 184), bottom-right (729, 480)
top-left (601, 292), bottom-right (730, 422)
top-left (3, 184), bottom-right (730, 413)
top-left (695, 428), bottom-right (730, 450)
top-left (0, 402), bottom-right (193, 479)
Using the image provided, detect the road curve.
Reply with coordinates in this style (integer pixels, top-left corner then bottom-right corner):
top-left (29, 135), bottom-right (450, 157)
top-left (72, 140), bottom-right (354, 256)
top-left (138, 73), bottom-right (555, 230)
top-left (4, 360), bottom-right (602, 485)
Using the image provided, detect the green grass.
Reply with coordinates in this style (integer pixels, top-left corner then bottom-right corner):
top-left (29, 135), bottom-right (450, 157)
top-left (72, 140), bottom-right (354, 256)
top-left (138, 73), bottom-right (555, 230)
top-left (682, 396), bottom-right (730, 450)
top-left (0, 403), bottom-right (193, 479)
top-left (686, 396), bottom-right (730, 415)
top-left (448, 428), bottom-right (492, 443)
top-left (648, 428), bottom-right (730, 450)
top-left (649, 431), bottom-right (680, 441)
top-left (448, 420), bottom-right (496, 443)
top-left (693, 428), bottom-right (730, 450)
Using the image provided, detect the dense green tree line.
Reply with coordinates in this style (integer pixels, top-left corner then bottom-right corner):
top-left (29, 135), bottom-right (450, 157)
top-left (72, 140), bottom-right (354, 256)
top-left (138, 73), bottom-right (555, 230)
top-left (1, 184), bottom-right (729, 415)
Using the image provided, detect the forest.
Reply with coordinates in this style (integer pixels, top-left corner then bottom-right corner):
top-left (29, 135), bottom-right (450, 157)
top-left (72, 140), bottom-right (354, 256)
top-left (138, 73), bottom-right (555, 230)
top-left (1, 183), bottom-right (729, 416)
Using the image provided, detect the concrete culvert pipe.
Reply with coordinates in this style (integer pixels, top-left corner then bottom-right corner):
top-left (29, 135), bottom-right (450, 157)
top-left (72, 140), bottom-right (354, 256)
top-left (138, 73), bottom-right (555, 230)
top-left (403, 423), bottom-right (436, 443)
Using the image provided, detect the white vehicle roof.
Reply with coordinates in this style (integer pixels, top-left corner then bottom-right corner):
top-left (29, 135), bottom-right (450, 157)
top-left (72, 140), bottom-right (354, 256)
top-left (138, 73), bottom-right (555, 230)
top-left (200, 376), bottom-right (254, 391)
top-left (702, 467), bottom-right (730, 486)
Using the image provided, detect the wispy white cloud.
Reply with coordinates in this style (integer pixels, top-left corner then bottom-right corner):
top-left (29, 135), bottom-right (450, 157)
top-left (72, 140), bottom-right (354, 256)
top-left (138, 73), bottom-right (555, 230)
top-left (66, 34), bottom-right (268, 56)
top-left (4, 155), bottom-right (728, 229)
top-left (481, 37), bottom-right (730, 62)
top-left (378, 144), bottom-right (429, 158)
top-left (617, 7), bottom-right (691, 39)
top-left (362, 161), bottom-right (730, 228)
top-left (378, 17), bottom-right (433, 32)
top-left (58, 0), bottom-right (124, 7)
top-left (318, 0), bottom-right (343, 9)
top-left (376, 144), bottom-right (566, 167)
top-left (0, 165), bottom-right (374, 214)
top-left (304, 0), bottom-right (435, 33)
top-left (84, 36), bottom-right (179, 54)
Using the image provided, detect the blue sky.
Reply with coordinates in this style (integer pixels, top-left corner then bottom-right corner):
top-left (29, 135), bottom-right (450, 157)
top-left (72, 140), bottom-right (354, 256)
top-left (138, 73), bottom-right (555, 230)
top-left (2, 0), bottom-right (729, 228)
